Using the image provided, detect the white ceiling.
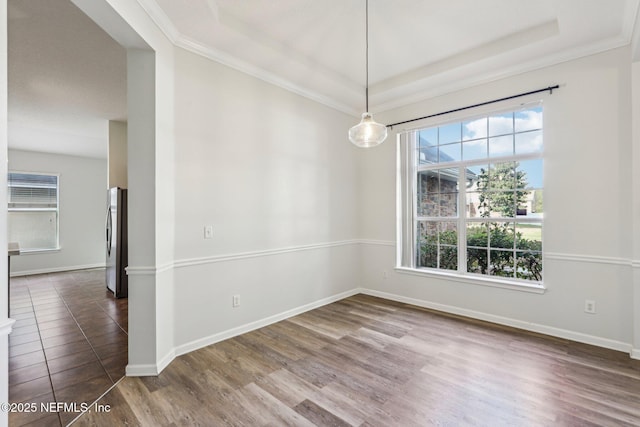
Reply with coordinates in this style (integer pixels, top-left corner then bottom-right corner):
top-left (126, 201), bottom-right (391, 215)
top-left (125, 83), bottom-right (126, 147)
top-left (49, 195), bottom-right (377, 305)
top-left (8, 0), bottom-right (126, 158)
top-left (140, 0), bottom-right (640, 115)
top-left (7, 0), bottom-right (640, 158)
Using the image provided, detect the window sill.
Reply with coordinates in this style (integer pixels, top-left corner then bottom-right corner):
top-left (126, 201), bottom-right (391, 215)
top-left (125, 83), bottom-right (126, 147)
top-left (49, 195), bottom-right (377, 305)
top-left (394, 266), bottom-right (546, 294)
top-left (18, 247), bottom-right (61, 255)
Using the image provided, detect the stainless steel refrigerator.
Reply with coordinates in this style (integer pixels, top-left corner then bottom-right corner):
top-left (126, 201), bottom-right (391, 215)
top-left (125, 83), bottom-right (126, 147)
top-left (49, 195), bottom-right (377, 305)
top-left (106, 187), bottom-right (128, 298)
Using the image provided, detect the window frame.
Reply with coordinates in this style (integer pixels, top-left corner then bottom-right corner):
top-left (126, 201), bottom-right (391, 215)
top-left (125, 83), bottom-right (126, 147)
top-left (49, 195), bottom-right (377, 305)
top-left (8, 171), bottom-right (61, 253)
top-left (396, 103), bottom-right (545, 292)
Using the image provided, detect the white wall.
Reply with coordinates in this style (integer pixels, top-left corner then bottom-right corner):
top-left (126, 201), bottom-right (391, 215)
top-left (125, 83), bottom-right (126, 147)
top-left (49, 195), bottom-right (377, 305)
top-left (8, 149), bottom-right (107, 275)
top-left (108, 120), bottom-right (127, 188)
top-left (67, 0), bottom-right (640, 375)
top-left (360, 46), bottom-right (637, 353)
top-left (71, 0), bottom-right (177, 375)
top-left (1, 4), bottom-right (634, 400)
top-left (74, 1), bottom-right (360, 373)
top-left (0, 1), bottom-right (11, 425)
top-left (170, 46), bottom-right (360, 353)
top-left (632, 60), bottom-right (640, 357)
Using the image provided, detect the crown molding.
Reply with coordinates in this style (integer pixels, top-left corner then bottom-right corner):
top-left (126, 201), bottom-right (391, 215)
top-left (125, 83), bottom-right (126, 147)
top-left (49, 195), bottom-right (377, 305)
top-left (134, 0), bottom-right (359, 116)
top-left (174, 34), bottom-right (359, 117)
top-left (135, 0), bottom-right (639, 117)
top-left (374, 33), bottom-right (632, 114)
top-left (623, 0), bottom-right (640, 44)
top-left (134, 0), bottom-right (181, 43)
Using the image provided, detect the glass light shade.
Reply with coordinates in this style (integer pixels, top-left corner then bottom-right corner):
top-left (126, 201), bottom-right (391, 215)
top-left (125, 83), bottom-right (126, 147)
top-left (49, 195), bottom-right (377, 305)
top-left (349, 112), bottom-right (388, 148)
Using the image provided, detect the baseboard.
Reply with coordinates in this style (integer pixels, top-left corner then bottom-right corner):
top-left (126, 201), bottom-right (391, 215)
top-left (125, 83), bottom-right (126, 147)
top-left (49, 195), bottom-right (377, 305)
top-left (360, 288), bottom-right (633, 355)
top-left (125, 348), bottom-right (176, 377)
top-left (10, 263), bottom-right (105, 277)
top-left (125, 363), bottom-right (161, 377)
top-left (127, 286), bottom-right (637, 376)
top-left (157, 348), bottom-right (177, 374)
top-left (127, 288), bottom-right (360, 376)
top-left (173, 288), bottom-right (360, 360)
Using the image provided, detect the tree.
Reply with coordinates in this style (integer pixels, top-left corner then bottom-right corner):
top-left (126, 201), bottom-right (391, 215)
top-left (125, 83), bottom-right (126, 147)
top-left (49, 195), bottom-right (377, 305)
top-left (533, 189), bottom-right (543, 213)
top-left (420, 160), bottom-right (542, 281)
top-left (474, 163), bottom-right (541, 280)
top-left (476, 162), bottom-right (528, 217)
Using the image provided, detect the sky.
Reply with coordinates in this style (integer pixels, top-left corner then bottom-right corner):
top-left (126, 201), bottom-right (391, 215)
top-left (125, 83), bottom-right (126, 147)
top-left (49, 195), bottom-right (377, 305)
top-left (418, 106), bottom-right (543, 188)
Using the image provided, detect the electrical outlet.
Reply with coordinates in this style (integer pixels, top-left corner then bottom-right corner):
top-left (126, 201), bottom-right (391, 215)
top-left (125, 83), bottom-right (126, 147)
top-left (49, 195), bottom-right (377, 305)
top-left (204, 225), bottom-right (213, 239)
top-left (232, 295), bottom-right (240, 308)
top-left (382, 270), bottom-right (388, 279)
top-left (584, 299), bottom-right (596, 314)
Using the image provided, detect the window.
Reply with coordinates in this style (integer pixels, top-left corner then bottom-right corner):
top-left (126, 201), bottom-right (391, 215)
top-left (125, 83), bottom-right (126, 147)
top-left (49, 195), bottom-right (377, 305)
top-left (8, 172), bottom-right (60, 251)
top-left (398, 104), bottom-right (543, 285)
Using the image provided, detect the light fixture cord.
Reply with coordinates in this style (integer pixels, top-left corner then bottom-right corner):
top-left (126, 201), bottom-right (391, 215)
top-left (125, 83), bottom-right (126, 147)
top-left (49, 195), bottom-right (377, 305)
top-left (365, 0), bottom-right (369, 112)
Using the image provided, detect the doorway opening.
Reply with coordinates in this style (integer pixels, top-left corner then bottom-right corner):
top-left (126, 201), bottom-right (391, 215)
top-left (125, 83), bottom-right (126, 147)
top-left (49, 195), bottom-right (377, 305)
top-left (6, 0), bottom-right (154, 425)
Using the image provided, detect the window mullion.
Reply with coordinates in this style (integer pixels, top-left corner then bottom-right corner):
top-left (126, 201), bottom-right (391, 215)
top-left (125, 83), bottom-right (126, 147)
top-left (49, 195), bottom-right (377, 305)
top-left (459, 165), bottom-right (466, 274)
top-left (409, 133), bottom-right (418, 269)
top-left (401, 103), bottom-right (543, 284)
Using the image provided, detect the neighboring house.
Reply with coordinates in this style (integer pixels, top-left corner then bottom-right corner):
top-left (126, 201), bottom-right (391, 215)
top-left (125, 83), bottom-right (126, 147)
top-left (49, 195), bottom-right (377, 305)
top-left (417, 138), bottom-right (540, 222)
top-left (417, 137), bottom-right (476, 232)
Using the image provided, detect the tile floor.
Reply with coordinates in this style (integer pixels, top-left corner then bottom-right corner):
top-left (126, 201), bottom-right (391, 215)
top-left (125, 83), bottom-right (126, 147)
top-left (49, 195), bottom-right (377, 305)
top-left (8, 269), bottom-right (128, 426)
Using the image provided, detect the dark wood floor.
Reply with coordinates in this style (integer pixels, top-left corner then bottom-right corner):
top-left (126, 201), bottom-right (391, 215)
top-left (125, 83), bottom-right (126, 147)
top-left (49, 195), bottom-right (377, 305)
top-left (8, 269), bottom-right (128, 426)
top-left (74, 294), bottom-right (640, 426)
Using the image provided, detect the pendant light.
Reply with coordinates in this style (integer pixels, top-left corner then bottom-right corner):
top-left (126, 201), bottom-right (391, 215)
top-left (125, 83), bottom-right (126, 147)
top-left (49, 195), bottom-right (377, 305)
top-left (349, 0), bottom-right (387, 148)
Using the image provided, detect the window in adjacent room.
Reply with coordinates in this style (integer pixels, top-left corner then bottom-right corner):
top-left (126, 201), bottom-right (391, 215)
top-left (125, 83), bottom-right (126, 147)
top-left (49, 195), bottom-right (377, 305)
top-left (397, 103), bottom-right (543, 285)
top-left (8, 172), bottom-right (60, 251)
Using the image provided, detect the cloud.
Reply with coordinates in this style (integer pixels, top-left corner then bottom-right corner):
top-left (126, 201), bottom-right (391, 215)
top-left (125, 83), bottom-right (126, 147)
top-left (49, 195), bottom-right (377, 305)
top-left (490, 135), bottom-right (512, 155)
top-left (488, 115), bottom-right (513, 136)
top-left (514, 110), bottom-right (543, 152)
top-left (515, 110), bottom-right (542, 132)
top-left (463, 118), bottom-right (487, 140)
top-left (516, 130), bottom-right (543, 153)
top-left (462, 110), bottom-right (542, 153)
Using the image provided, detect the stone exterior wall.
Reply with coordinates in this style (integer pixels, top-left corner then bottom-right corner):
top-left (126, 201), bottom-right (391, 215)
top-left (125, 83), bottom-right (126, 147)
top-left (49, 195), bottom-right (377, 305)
top-left (419, 175), bottom-right (458, 218)
top-left (418, 174), bottom-right (459, 240)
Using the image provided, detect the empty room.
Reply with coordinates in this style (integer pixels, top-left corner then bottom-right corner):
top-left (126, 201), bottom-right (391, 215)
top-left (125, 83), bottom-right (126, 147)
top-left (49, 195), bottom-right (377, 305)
top-left (2, 0), bottom-right (640, 426)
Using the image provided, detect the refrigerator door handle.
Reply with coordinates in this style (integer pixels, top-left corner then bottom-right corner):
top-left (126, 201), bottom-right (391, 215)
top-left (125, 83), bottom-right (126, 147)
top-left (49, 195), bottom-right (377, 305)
top-left (106, 206), bottom-right (112, 256)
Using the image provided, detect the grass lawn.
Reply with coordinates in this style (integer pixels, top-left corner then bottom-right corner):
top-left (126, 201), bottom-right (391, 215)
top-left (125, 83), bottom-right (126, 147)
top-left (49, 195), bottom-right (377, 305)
top-left (517, 223), bottom-right (542, 241)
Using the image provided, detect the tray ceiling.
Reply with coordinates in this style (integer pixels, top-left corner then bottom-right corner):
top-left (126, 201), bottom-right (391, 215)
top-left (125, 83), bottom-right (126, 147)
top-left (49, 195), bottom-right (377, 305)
top-left (7, 0), bottom-right (640, 157)
top-left (140, 0), bottom-right (640, 114)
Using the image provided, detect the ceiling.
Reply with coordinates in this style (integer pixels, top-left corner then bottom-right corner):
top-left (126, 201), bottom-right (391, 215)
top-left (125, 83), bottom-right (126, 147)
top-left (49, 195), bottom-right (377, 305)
top-left (8, 0), bottom-right (126, 158)
top-left (141, 0), bottom-right (640, 115)
top-left (7, 0), bottom-right (640, 158)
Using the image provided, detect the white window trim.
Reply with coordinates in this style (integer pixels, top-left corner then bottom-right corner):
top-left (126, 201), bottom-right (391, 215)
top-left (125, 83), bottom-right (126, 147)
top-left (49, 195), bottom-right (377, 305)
top-left (396, 104), bottom-right (545, 291)
top-left (19, 247), bottom-right (62, 255)
top-left (394, 266), bottom-right (545, 294)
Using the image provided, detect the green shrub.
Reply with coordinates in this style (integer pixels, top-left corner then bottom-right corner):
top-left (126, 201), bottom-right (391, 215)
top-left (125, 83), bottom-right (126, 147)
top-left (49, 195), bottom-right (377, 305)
top-left (420, 223), bottom-right (542, 281)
